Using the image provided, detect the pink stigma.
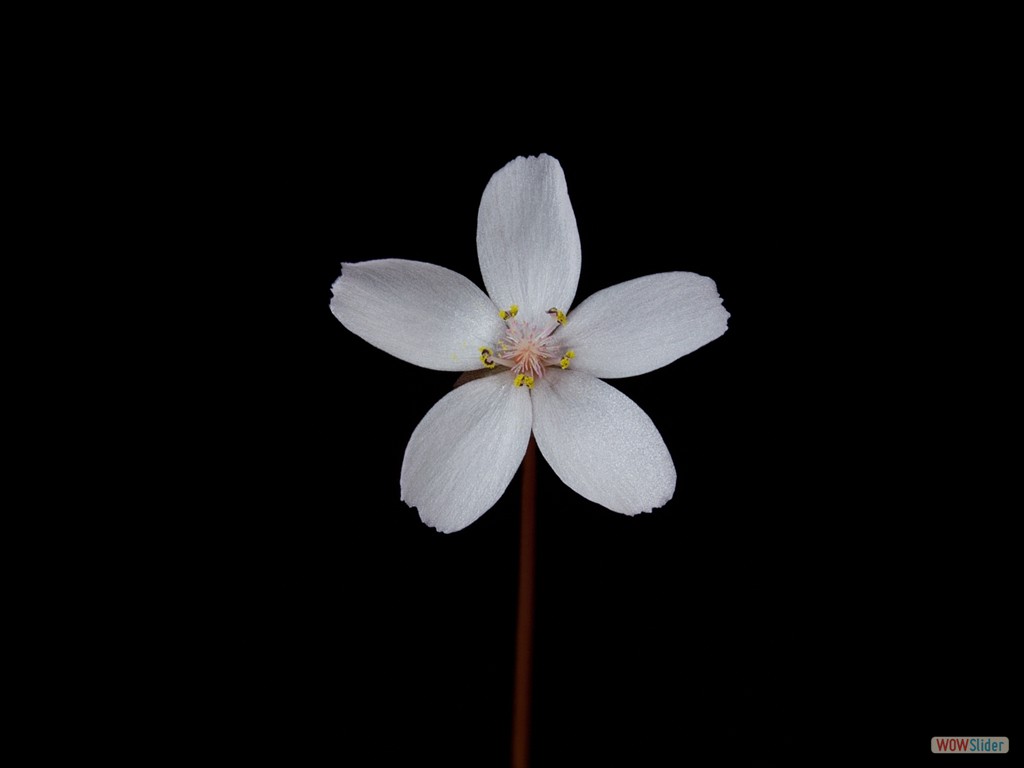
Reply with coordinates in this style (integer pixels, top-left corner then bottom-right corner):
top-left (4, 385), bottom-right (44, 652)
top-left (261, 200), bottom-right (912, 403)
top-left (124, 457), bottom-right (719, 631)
top-left (495, 318), bottom-right (560, 379)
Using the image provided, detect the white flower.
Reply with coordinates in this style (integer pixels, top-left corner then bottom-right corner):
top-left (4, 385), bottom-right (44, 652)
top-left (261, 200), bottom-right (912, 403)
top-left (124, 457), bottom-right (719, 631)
top-left (331, 155), bottom-right (729, 532)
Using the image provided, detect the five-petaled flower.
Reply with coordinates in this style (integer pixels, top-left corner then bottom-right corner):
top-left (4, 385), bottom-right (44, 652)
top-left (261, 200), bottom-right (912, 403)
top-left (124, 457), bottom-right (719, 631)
top-left (331, 155), bottom-right (729, 532)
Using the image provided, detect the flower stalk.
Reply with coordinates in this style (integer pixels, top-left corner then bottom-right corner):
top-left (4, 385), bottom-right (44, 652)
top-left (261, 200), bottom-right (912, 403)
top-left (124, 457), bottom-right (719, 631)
top-left (512, 437), bottom-right (537, 768)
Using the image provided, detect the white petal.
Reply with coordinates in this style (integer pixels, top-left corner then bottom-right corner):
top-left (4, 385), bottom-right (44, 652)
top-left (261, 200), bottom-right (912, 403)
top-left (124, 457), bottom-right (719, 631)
top-left (401, 373), bottom-right (532, 532)
top-left (559, 273), bottom-right (729, 378)
top-left (476, 154), bottom-right (581, 323)
top-left (531, 370), bottom-right (675, 515)
top-left (331, 259), bottom-right (506, 371)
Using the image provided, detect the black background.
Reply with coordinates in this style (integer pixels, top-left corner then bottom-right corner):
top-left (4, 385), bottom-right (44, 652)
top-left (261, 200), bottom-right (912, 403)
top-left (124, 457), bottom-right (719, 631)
top-left (205, 30), bottom-right (1017, 767)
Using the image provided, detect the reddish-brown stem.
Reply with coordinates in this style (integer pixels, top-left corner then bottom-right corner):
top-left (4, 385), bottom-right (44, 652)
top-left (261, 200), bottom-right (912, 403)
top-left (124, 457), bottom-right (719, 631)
top-left (512, 437), bottom-right (537, 768)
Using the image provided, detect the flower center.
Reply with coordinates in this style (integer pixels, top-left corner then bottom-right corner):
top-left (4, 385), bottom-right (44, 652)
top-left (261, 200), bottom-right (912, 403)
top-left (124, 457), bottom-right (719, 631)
top-left (479, 305), bottom-right (576, 388)
top-left (499, 317), bottom-right (559, 379)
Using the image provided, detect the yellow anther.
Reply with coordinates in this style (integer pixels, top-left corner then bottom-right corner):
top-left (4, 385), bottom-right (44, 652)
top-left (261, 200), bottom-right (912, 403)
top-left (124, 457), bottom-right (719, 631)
top-left (560, 350), bottom-right (575, 369)
top-left (509, 304), bottom-right (519, 317)
top-left (547, 307), bottom-right (567, 325)
top-left (479, 347), bottom-right (496, 369)
top-left (499, 304), bottom-right (520, 320)
top-left (513, 374), bottom-right (535, 389)
top-left (499, 309), bottom-right (508, 320)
